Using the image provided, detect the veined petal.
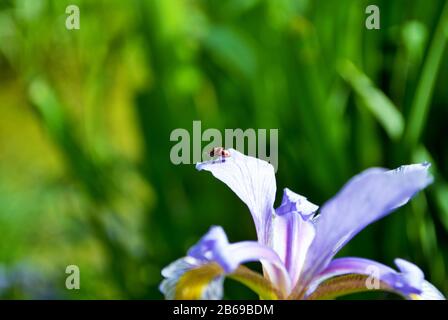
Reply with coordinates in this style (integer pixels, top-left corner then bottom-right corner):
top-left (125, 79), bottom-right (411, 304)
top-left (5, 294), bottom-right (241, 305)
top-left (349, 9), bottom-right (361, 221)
top-left (196, 149), bottom-right (276, 246)
top-left (303, 257), bottom-right (445, 300)
top-left (160, 226), bottom-right (292, 299)
top-left (273, 188), bottom-right (317, 287)
top-left (301, 163), bottom-right (432, 284)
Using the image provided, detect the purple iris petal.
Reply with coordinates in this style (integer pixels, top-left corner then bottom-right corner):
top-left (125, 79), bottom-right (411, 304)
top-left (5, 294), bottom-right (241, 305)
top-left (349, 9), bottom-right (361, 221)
top-left (188, 225), bottom-right (229, 262)
top-left (276, 188), bottom-right (318, 219)
top-left (162, 150), bottom-right (444, 300)
top-left (388, 258), bottom-right (424, 293)
top-left (159, 257), bottom-right (210, 299)
top-left (187, 226), bottom-right (292, 293)
top-left (196, 149), bottom-right (276, 246)
top-left (306, 257), bottom-right (437, 298)
top-left (301, 164), bottom-right (432, 284)
top-left (419, 281), bottom-right (446, 300)
top-left (273, 188), bottom-right (317, 287)
top-left (159, 256), bottom-right (226, 300)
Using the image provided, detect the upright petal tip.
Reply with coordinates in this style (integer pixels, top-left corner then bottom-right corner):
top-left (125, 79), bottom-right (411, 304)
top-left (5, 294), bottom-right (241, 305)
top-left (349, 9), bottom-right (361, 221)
top-left (194, 148), bottom-right (277, 245)
top-left (195, 148), bottom-right (235, 170)
top-left (196, 148), bottom-right (274, 172)
top-left (276, 188), bottom-right (319, 218)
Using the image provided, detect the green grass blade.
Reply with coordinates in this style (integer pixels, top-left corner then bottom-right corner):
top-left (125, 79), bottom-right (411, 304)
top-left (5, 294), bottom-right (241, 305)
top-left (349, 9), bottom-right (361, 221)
top-left (404, 1), bottom-right (448, 149)
top-left (339, 60), bottom-right (404, 140)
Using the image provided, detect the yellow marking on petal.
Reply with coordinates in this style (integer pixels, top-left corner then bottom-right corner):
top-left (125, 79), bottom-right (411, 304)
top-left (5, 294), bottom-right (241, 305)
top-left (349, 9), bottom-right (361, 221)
top-left (174, 263), bottom-right (280, 300)
top-left (175, 263), bottom-right (224, 299)
top-left (409, 294), bottom-right (422, 300)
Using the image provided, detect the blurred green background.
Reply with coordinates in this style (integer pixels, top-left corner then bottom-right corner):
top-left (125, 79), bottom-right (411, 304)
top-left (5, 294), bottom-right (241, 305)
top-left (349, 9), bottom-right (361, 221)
top-left (0, 0), bottom-right (447, 299)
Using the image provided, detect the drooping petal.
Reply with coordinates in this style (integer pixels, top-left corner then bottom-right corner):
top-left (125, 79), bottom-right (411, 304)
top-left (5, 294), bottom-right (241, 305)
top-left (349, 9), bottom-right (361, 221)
top-left (272, 188), bottom-right (317, 287)
top-left (160, 226), bottom-right (292, 299)
top-left (159, 257), bottom-right (224, 300)
top-left (301, 163), bottom-right (432, 284)
top-left (303, 257), bottom-right (445, 300)
top-left (187, 226), bottom-right (287, 276)
top-left (160, 260), bottom-right (279, 300)
top-left (187, 225), bottom-right (230, 264)
top-left (414, 281), bottom-right (446, 300)
top-left (386, 258), bottom-right (424, 294)
top-left (196, 149), bottom-right (276, 246)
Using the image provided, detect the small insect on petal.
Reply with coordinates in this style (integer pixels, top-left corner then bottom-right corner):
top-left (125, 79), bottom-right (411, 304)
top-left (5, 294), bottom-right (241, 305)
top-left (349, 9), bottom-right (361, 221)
top-left (209, 147), bottom-right (231, 158)
top-left (208, 147), bottom-right (231, 163)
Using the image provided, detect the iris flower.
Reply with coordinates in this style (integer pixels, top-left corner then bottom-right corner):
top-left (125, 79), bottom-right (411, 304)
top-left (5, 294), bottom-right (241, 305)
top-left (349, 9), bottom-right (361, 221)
top-left (160, 149), bottom-right (445, 300)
